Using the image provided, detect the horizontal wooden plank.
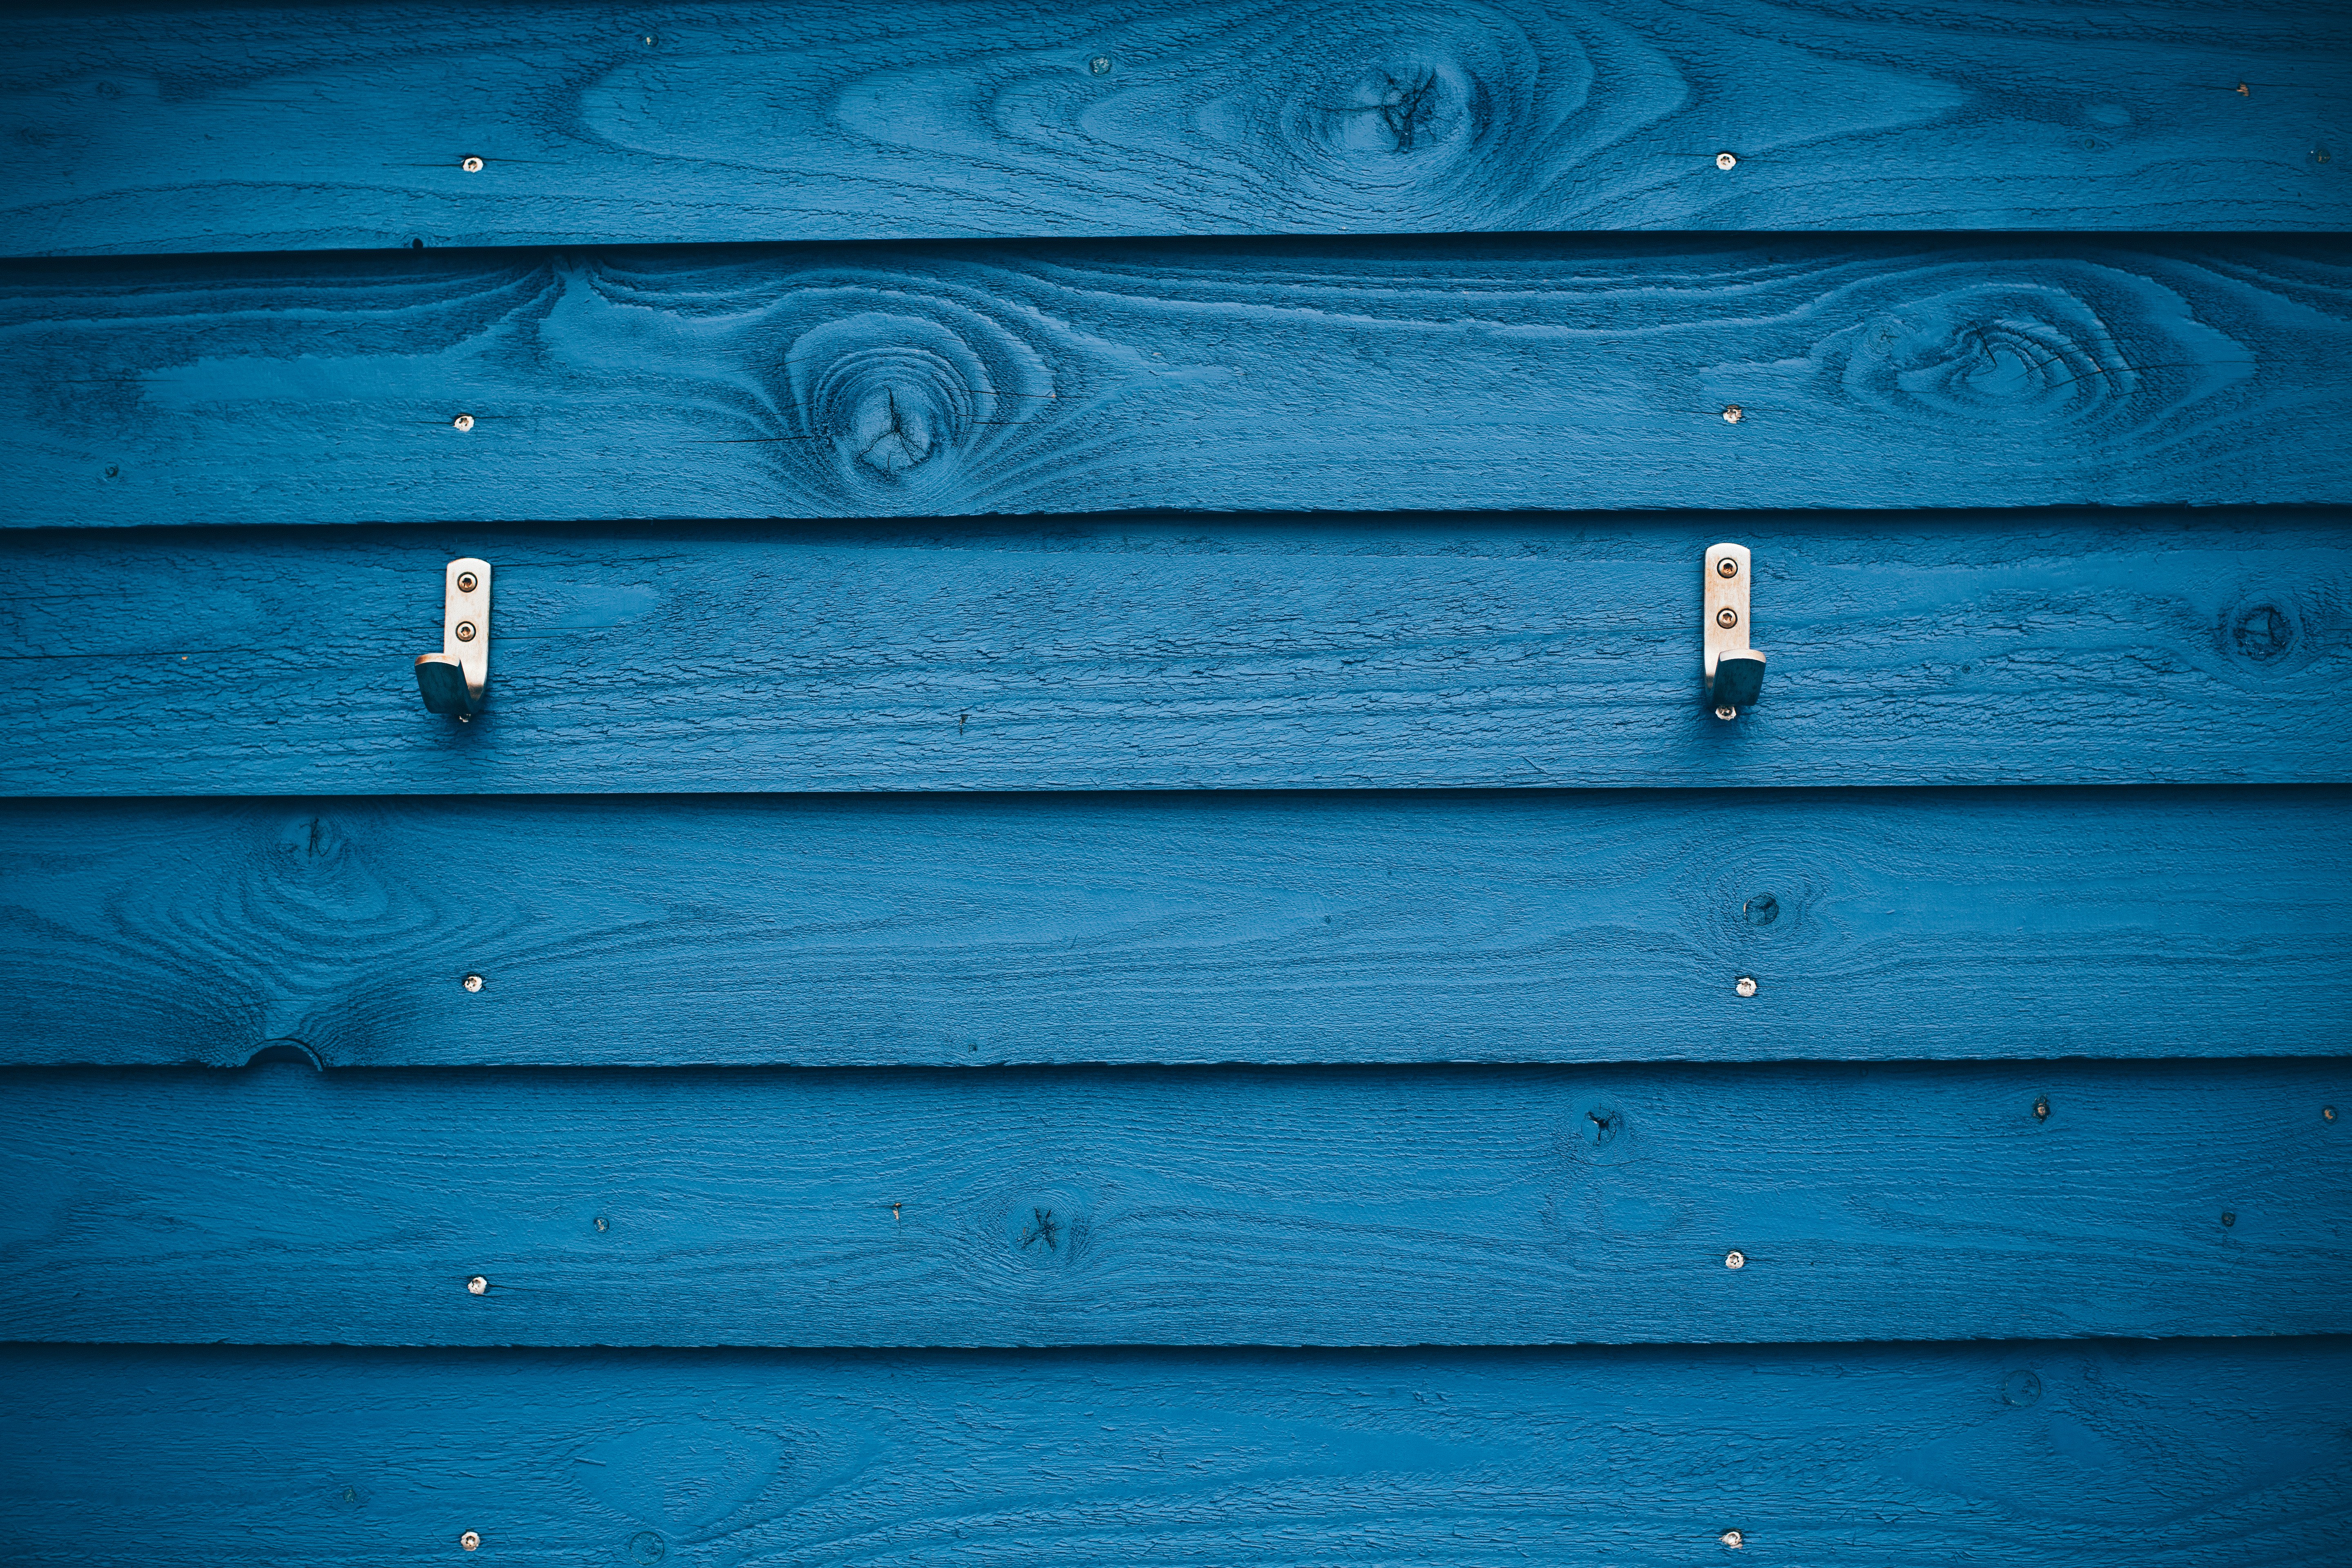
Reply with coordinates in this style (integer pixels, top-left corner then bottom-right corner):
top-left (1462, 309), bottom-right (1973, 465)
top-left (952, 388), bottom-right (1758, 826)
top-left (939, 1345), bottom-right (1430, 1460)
top-left (5, 512), bottom-right (2347, 793)
top-left (4, 788), bottom-right (2347, 1068)
top-left (7, 238), bottom-right (2350, 524)
top-left (2, 1058), bottom-right (2343, 1345)
top-left (4, 1338), bottom-right (2348, 1568)
top-left (4, 0), bottom-right (2348, 256)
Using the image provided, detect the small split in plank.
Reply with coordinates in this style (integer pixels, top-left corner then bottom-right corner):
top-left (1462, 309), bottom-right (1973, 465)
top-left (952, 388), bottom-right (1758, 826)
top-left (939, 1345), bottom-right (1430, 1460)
top-left (7, 237), bottom-right (2351, 523)
top-left (1, 1057), bottom-right (2343, 1346)
top-left (3, 1337), bottom-right (2348, 1567)
top-left (2, 511), bottom-right (2347, 795)
top-left (2, 0), bottom-right (2347, 253)
top-left (4, 787), bottom-right (2348, 1069)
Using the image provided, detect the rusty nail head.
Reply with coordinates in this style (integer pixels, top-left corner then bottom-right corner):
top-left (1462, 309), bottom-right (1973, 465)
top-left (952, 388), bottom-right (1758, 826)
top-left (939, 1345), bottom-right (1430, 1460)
top-left (2034, 1095), bottom-right (2049, 1120)
top-left (595, 1215), bottom-right (609, 1231)
top-left (1722, 1528), bottom-right (1745, 1548)
top-left (467, 1275), bottom-right (488, 1294)
top-left (1724, 1250), bottom-right (1746, 1269)
top-left (463, 973), bottom-right (483, 992)
top-left (2327, 1106), bottom-right (2339, 1122)
top-left (1717, 557), bottom-right (1738, 578)
top-left (452, 413), bottom-right (475, 432)
top-left (461, 1530), bottom-right (481, 1551)
top-left (461, 156), bottom-right (484, 172)
top-left (455, 621), bottom-right (477, 643)
top-left (2222, 1211), bottom-right (2236, 1226)
top-left (1722, 404), bottom-right (1744, 423)
top-left (456, 571), bottom-right (479, 593)
top-left (1715, 151), bottom-right (1737, 170)
top-left (2236, 81), bottom-right (2249, 94)
top-left (1734, 974), bottom-right (1757, 996)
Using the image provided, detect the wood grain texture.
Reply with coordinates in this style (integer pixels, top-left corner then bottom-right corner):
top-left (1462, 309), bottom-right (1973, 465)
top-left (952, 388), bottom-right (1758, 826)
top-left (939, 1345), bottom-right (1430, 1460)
top-left (7, 237), bottom-right (2350, 524)
top-left (5, 1338), bottom-right (2349, 1568)
top-left (2, 1057), bottom-right (2344, 1346)
top-left (4, 0), bottom-right (2348, 255)
top-left (6, 511), bottom-right (2350, 794)
top-left (4, 788), bottom-right (2347, 1069)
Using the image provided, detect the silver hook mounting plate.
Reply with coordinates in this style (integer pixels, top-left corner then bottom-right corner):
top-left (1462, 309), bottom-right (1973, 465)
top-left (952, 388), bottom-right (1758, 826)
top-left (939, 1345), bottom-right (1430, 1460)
top-left (416, 557), bottom-right (490, 715)
top-left (1704, 543), bottom-right (1765, 718)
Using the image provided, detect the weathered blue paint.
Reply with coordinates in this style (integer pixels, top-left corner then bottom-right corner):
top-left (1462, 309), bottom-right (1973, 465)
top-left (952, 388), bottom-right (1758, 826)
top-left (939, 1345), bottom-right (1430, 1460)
top-left (1, 511), bottom-right (2345, 794)
top-left (3, 788), bottom-right (2346, 1068)
top-left (3, 0), bottom-right (2347, 254)
top-left (4, 1338), bottom-right (2348, 1566)
top-left (6, 238), bottom-right (2348, 526)
top-left (1, 1058), bottom-right (2343, 1345)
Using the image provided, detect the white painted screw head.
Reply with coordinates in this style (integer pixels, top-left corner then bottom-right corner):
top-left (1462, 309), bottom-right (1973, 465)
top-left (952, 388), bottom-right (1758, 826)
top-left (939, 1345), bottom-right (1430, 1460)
top-left (1089, 54), bottom-right (1111, 73)
top-left (462, 973), bottom-right (484, 993)
top-left (461, 1530), bottom-right (481, 1551)
top-left (1715, 151), bottom-right (1737, 170)
top-left (1722, 404), bottom-right (1744, 423)
top-left (1734, 975), bottom-right (1757, 998)
top-left (1724, 1250), bottom-right (1746, 1269)
top-left (467, 1275), bottom-right (488, 1295)
top-left (461, 156), bottom-right (485, 173)
top-left (1722, 1528), bottom-right (1745, 1548)
top-left (452, 413), bottom-right (475, 432)
top-left (1715, 705), bottom-right (1738, 721)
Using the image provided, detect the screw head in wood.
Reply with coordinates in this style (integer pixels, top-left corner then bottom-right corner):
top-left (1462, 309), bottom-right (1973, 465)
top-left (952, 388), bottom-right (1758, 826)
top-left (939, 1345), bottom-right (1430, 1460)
top-left (455, 621), bottom-right (478, 643)
top-left (1722, 404), bottom-right (1743, 423)
top-left (1717, 557), bottom-right (1738, 578)
top-left (467, 1275), bottom-right (488, 1294)
top-left (456, 570), bottom-right (479, 593)
top-left (1716, 607), bottom-right (1739, 629)
top-left (461, 1530), bottom-right (481, 1550)
top-left (1715, 151), bottom-right (1737, 170)
top-left (1715, 705), bottom-right (1737, 721)
top-left (1721, 1529), bottom-right (1745, 1548)
top-left (1734, 975), bottom-right (1757, 998)
top-left (1089, 54), bottom-right (1111, 73)
top-left (463, 973), bottom-right (483, 992)
top-left (2034, 1095), bottom-right (2049, 1120)
top-left (1724, 1250), bottom-right (1746, 1269)
top-left (452, 413), bottom-right (475, 432)
top-left (461, 156), bottom-right (485, 172)
top-left (2221, 1211), bottom-right (2236, 1227)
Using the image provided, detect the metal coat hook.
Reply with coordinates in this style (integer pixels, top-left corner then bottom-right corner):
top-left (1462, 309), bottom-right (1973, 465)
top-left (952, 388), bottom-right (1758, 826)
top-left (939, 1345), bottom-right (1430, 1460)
top-left (1704, 543), bottom-right (1766, 719)
top-left (416, 558), bottom-right (491, 717)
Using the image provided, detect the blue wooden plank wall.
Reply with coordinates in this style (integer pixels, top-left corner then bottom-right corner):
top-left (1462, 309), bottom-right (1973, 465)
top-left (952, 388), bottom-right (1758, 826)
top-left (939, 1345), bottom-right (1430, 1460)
top-left (3, 3), bottom-right (2350, 1564)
